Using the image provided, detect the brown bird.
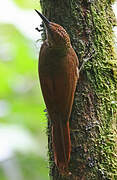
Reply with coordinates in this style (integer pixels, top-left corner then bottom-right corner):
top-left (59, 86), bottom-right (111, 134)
top-left (35, 10), bottom-right (79, 175)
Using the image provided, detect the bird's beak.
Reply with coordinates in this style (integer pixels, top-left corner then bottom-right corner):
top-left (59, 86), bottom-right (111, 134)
top-left (35, 9), bottom-right (50, 29)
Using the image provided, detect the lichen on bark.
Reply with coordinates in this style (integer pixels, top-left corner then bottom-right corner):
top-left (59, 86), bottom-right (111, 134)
top-left (40, 0), bottom-right (117, 179)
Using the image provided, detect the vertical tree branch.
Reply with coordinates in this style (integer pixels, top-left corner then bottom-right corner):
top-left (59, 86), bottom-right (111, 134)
top-left (40, 0), bottom-right (117, 179)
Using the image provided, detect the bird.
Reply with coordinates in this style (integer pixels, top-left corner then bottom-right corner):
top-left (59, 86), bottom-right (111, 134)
top-left (35, 10), bottom-right (79, 175)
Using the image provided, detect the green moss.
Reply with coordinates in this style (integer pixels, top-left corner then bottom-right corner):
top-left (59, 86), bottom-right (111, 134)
top-left (40, 0), bottom-right (117, 179)
top-left (70, 0), bottom-right (117, 179)
top-left (83, 1), bottom-right (117, 179)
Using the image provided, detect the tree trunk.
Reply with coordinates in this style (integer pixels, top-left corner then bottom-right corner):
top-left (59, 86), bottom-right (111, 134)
top-left (40, 0), bottom-right (117, 179)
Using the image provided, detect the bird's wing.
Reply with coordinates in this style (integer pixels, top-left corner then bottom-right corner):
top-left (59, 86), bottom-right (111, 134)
top-left (39, 45), bottom-right (78, 124)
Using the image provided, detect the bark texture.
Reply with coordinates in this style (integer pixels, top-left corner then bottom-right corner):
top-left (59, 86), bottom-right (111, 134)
top-left (40, 0), bottom-right (117, 179)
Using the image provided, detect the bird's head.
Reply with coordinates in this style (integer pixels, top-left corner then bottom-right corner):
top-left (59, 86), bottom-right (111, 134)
top-left (35, 10), bottom-right (71, 49)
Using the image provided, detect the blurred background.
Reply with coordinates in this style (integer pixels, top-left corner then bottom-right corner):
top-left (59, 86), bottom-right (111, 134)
top-left (0, 1), bottom-right (117, 180)
top-left (0, 0), bottom-right (49, 180)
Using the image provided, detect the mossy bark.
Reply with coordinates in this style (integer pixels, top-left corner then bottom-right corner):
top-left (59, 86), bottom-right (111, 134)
top-left (40, 0), bottom-right (117, 179)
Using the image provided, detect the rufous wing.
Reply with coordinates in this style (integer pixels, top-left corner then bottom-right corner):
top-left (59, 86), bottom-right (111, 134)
top-left (38, 42), bottom-right (79, 173)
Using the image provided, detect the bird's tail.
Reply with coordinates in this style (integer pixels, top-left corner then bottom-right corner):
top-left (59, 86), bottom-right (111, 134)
top-left (52, 120), bottom-right (71, 174)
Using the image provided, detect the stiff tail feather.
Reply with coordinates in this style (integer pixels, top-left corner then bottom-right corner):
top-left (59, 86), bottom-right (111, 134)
top-left (52, 120), bottom-right (71, 174)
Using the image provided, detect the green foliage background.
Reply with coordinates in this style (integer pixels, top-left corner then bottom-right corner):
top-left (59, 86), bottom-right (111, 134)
top-left (0, 1), bottom-right (49, 180)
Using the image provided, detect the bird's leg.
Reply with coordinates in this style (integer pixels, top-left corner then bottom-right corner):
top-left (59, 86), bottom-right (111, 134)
top-left (79, 49), bottom-right (96, 72)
